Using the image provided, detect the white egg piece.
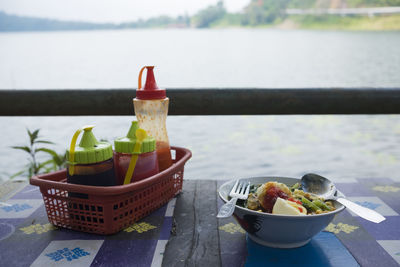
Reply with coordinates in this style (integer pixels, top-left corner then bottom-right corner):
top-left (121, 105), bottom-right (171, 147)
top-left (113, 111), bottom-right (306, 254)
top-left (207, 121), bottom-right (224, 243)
top-left (272, 197), bottom-right (306, 216)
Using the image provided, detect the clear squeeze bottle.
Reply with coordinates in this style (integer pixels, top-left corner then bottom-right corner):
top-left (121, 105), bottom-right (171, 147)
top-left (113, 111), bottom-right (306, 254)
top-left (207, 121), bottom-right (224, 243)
top-left (134, 66), bottom-right (173, 171)
top-left (114, 121), bottom-right (159, 185)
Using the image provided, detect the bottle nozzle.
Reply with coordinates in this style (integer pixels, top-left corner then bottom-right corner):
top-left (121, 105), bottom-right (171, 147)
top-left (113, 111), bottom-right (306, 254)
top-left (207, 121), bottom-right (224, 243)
top-left (143, 66), bottom-right (159, 90)
top-left (136, 66), bottom-right (166, 100)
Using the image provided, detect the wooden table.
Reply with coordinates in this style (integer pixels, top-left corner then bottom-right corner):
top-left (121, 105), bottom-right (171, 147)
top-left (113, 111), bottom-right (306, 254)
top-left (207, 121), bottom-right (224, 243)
top-left (165, 179), bottom-right (400, 267)
top-left (1, 178), bottom-right (400, 266)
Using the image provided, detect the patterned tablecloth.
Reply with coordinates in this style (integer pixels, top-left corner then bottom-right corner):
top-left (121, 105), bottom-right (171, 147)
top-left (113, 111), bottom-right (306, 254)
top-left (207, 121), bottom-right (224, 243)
top-left (217, 178), bottom-right (400, 267)
top-left (1, 178), bottom-right (400, 266)
top-left (0, 183), bottom-right (176, 267)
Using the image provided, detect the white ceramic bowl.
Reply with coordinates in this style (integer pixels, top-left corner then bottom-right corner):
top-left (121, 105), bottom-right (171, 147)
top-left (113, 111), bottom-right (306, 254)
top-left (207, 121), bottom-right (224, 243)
top-left (218, 176), bottom-right (345, 248)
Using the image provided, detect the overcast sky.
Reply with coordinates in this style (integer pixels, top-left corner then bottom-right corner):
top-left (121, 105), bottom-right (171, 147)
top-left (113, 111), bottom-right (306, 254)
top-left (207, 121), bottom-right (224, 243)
top-left (0, 0), bottom-right (249, 23)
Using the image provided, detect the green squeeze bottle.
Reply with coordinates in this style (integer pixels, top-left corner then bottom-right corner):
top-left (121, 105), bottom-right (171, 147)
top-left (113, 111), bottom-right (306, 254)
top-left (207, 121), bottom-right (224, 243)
top-left (66, 125), bottom-right (116, 197)
top-left (113, 121), bottom-right (159, 185)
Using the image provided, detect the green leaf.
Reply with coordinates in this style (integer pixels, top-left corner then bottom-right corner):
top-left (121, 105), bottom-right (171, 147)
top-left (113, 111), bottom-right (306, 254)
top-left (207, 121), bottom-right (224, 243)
top-left (37, 159), bottom-right (55, 173)
top-left (36, 147), bottom-right (58, 157)
top-left (10, 169), bottom-right (27, 179)
top-left (28, 129), bottom-right (40, 145)
top-left (28, 167), bottom-right (34, 177)
top-left (38, 159), bottom-right (53, 167)
top-left (56, 153), bottom-right (67, 169)
top-left (11, 146), bottom-right (31, 153)
top-left (36, 140), bottom-right (54, 145)
top-left (43, 165), bottom-right (57, 173)
top-left (11, 127), bottom-right (65, 179)
top-left (37, 148), bottom-right (66, 167)
top-left (54, 158), bottom-right (62, 166)
top-left (36, 148), bottom-right (62, 166)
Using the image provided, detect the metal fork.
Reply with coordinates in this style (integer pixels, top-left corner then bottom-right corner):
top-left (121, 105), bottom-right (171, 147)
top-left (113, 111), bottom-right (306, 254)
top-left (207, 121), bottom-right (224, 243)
top-left (217, 180), bottom-right (250, 218)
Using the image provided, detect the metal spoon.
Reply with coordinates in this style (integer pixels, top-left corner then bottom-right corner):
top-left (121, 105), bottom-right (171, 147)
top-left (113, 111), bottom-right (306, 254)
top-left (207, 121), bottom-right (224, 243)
top-left (301, 173), bottom-right (386, 223)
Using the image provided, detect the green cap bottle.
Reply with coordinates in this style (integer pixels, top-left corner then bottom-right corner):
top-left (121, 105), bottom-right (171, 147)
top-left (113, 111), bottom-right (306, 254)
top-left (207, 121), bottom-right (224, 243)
top-left (114, 121), bottom-right (156, 154)
top-left (66, 125), bottom-right (113, 176)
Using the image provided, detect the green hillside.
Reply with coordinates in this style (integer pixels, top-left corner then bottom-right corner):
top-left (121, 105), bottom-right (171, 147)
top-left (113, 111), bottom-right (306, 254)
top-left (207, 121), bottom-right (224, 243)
top-left (207, 0), bottom-right (400, 30)
top-left (1, 0), bottom-right (400, 32)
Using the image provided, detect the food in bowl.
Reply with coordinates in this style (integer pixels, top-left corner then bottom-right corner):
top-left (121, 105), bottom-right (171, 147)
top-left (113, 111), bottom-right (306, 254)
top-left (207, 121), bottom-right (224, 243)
top-left (238, 181), bottom-right (336, 216)
top-left (218, 177), bottom-right (345, 248)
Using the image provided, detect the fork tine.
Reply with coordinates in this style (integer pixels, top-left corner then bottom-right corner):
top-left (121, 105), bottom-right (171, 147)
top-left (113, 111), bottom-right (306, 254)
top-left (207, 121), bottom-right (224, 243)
top-left (239, 182), bottom-right (246, 194)
top-left (230, 180), bottom-right (239, 196)
top-left (234, 182), bottom-right (241, 197)
top-left (236, 182), bottom-right (243, 195)
top-left (244, 182), bottom-right (250, 196)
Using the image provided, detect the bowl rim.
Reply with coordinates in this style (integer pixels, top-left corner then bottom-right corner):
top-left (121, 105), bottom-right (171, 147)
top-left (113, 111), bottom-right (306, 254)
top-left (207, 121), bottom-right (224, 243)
top-left (218, 176), bottom-right (345, 219)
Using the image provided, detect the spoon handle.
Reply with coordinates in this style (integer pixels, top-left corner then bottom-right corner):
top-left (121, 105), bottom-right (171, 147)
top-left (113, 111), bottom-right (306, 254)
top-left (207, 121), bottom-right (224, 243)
top-left (217, 197), bottom-right (238, 218)
top-left (337, 198), bottom-right (386, 223)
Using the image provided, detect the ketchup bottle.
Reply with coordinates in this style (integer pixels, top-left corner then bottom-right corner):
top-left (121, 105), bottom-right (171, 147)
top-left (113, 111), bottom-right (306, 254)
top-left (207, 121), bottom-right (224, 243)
top-left (134, 66), bottom-right (172, 171)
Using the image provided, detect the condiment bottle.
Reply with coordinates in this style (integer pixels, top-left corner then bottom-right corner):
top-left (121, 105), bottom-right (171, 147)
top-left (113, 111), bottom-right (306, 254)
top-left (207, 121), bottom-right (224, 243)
top-left (114, 121), bottom-right (159, 185)
top-left (134, 66), bottom-right (173, 171)
top-left (66, 125), bottom-right (116, 197)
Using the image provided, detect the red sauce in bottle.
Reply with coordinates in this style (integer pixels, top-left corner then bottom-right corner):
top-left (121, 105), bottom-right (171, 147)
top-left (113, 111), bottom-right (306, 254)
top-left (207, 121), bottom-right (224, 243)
top-left (134, 66), bottom-right (173, 172)
top-left (156, 142), bottom-right (173, 171)
top-left (113, 151), bottom-right (159, 185)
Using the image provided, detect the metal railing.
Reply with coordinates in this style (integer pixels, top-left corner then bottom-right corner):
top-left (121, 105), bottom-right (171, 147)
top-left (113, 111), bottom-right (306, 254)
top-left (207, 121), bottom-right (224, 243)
top-left (1, 88), bottom-right (400, 116)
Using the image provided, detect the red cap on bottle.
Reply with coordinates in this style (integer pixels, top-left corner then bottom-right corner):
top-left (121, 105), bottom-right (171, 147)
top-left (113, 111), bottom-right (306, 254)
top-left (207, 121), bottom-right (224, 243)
top-left (136, 66), bottom-right (166, 100)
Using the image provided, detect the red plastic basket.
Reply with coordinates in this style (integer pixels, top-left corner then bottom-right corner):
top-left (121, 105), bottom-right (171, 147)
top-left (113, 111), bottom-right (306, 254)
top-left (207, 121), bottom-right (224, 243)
top-left (30, 146), bottom-right (191, 235)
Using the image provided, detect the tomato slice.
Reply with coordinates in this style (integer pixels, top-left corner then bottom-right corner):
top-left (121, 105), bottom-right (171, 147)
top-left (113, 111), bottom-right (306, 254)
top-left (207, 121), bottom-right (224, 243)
top-left (262, 186), bottom-right (289, 213)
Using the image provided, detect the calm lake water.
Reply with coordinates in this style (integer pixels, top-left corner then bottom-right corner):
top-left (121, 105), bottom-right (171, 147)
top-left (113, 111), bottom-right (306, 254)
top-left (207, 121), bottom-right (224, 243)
top-left (0, 29), bottom-right (400, 183)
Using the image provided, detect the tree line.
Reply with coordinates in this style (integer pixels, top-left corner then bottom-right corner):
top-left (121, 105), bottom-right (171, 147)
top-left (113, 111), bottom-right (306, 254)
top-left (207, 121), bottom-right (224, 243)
top-left (1, 0), bottom-right (400, 31)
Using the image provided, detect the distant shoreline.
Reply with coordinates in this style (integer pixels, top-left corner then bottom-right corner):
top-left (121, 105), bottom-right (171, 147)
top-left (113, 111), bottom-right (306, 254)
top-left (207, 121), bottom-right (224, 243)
top-left (211, 14), bottom-right (400, 31)
top-left (1, 10), bottom-right (400, 32)
top-left (282, 14), bottom-right (400, 31)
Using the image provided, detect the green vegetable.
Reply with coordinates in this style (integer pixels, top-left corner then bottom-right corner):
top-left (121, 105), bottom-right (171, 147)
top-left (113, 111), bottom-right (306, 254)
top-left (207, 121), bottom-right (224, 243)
top-left (250, 184), bottom-right (260, 194)
top-left (301, 197), bottom-right (321, 212)
top-left (290, 183), bottom-right (300, 191)
top-left (312, 200), bottom-right (331, 211)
